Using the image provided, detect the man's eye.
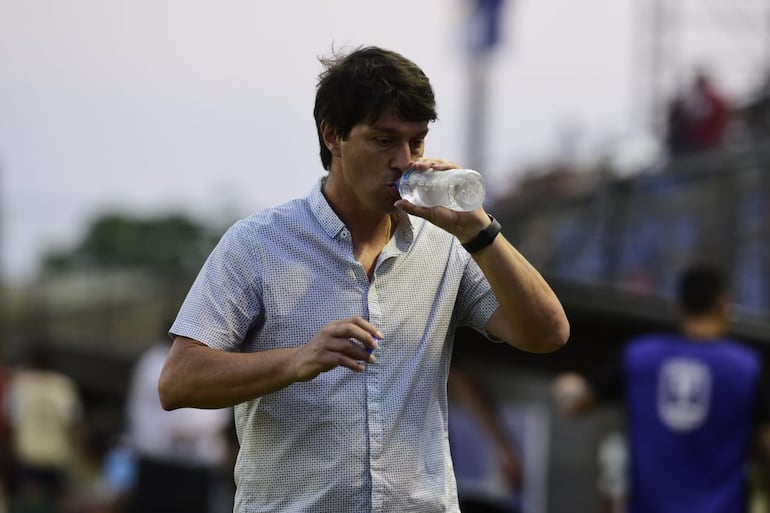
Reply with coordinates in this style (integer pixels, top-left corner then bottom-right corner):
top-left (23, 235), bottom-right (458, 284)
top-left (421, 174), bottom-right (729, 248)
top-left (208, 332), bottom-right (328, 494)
top-left (375, 138), bottom-right (392, 146)
top-left (410, 140), bottom-right (424, 151)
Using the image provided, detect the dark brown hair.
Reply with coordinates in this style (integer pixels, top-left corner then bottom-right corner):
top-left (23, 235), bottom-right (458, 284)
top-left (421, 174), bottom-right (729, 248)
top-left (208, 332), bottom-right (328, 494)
top-left (313, 46), bottom-right (437, 170)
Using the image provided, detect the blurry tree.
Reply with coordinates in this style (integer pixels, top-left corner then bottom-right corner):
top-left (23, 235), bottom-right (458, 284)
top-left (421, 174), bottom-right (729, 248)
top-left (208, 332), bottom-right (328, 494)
top-left (42, 213), bottom-right (220, 276)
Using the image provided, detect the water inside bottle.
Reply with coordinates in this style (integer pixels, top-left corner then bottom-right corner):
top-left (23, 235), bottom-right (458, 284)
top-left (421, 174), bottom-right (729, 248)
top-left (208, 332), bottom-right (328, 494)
top-left (413, 182), bottom-right (452, 208)
top-left (397, 168), bottom-right (485, 211)
top-left (451, 178), bottom-right (485, 211)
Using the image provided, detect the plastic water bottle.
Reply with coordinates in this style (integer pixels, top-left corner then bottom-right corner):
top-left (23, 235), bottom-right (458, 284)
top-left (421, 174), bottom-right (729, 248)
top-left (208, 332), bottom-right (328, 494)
top-left (396, 168), bottom-right (486, 211)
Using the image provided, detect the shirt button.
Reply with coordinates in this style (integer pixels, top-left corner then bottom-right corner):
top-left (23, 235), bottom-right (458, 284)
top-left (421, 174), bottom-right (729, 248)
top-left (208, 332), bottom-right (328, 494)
top-left (341, 230), bottom-right (349, 239)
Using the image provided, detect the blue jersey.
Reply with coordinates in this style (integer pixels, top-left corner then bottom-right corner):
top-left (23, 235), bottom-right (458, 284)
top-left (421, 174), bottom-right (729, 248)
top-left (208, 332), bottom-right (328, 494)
top-left (621, 334), bottom-right (763, 513)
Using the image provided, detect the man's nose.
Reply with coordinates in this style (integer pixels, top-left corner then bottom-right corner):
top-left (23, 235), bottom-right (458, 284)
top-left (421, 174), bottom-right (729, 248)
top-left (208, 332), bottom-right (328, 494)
top-left (391, 142), bottom-right (413, 172)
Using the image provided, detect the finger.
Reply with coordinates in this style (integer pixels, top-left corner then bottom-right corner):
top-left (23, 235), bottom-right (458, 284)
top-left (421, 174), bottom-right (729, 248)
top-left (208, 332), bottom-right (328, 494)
top-left (308, 346), bottom-right (368, 373)
top-left (332, 338), bottom-right (376, 363)
top-left (426, 160), bottom-right (459, 170)
top-left (333, 353), bottom-right (368, 373)
top-left (348, 316), bottom-right (384, 338)
top-left (408, 159), bottom-right (459, 171)
top-left (351, 339), bottom-right (378, 363)
top-left (304, 340), bottom-right (372, 373)
top-left (393, 199), bottom-right (437, 219)
top-left (365, 338), bottom-right (381, 355)
top-left (407, 160), bottom-right (432, 171)
top-left (331, 318), bottom-right (382, 351)
top-left (394, 201), bottom-right (455, 228)
top-left (319, 335), bottom-right (376, 364)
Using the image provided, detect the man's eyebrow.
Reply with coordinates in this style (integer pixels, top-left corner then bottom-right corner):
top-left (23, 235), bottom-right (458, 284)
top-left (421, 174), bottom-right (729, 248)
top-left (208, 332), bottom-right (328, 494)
top-left (368, 126), bottom-right (430, 138)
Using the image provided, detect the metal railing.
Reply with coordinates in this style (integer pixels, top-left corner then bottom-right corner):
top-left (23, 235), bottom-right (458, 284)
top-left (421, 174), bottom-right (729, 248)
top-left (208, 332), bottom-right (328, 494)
top-left (495, 140), bottom-right (770, 320)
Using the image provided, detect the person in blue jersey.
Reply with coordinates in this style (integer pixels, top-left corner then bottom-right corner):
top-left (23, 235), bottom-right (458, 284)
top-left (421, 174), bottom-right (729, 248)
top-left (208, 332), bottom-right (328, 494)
top-left (157, 46), bottom-right (569, 513)
top-left (552, 263), bottom-right (770, 513)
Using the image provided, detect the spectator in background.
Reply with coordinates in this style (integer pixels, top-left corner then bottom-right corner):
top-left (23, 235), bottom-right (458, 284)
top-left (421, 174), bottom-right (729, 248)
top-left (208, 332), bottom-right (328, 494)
top-left (665, 70), bottom-right (732, 158)
top-left (124, 339), bottom-right (233, 513)
top-left (448, 365), bottom-right (522, 513)
top-left (595, 431), bottom-right (628, 513)
top-left (5, 340), bottom-right (83, 513)
top-left (664, 96), bottom-right (695, 157)
top-left (551, 263), bottom-right (770, 513)
top-left (685, 70), bottom-right (732, 152)
top-left (60, 410), bottom-right (134, 513)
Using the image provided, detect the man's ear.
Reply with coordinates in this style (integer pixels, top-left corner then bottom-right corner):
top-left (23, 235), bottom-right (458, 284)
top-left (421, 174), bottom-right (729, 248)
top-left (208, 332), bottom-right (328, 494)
top-left (320, 120), bottom-right (342, 158)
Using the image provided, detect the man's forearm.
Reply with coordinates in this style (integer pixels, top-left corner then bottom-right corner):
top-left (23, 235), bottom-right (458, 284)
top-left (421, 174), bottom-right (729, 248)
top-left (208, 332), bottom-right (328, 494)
top-left (159, 337), bottom-right (300, 410)
top-left (473, 234), bottom-right (569, 352)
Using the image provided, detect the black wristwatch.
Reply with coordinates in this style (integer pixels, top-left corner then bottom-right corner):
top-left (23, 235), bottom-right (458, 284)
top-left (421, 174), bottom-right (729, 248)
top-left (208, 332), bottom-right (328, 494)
top-left (462, 215), bottom-right (502, 254)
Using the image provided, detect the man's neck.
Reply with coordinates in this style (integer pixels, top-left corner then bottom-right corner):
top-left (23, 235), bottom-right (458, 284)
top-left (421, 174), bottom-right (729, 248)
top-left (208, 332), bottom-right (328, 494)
top-left (321, 175), bottom-right (393, 243)
top-left (679, 317), bottom-right (727, 341)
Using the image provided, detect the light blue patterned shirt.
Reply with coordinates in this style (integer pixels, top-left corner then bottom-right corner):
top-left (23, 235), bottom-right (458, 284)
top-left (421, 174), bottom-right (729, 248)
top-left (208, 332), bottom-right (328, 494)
top-left (171, 178), bottom-right (500, 513)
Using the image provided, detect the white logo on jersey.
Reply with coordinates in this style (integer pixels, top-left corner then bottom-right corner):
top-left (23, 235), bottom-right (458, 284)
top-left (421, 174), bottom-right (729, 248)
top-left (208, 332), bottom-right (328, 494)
top-left (657, 358), bottom-right (711, 432)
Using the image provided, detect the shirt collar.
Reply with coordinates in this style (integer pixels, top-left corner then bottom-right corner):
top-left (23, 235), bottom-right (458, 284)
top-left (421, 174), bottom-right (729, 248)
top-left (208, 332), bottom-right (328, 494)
top-left (308, 176), bottom-right (416, 248)
top-left (308, 177), bottom-right (346, 239)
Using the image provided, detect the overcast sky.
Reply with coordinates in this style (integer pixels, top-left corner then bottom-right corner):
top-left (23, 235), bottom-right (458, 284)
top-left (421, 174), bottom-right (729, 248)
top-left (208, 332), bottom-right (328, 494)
top-left (1, 0), bottom-right (767, 283)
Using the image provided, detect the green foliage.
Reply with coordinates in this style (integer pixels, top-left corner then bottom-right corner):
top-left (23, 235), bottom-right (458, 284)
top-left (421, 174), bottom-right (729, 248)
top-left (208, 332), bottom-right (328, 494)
top-left (43, 213), bottom-right (220, 274)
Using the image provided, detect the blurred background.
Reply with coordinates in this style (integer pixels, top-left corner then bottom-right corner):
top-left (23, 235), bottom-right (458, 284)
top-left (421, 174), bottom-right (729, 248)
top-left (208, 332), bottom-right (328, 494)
top-left (2, 0), bottom-right (770, 512)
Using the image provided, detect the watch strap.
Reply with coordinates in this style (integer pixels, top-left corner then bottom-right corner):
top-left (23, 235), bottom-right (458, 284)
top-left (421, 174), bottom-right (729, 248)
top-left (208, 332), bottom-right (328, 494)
top-left (462, 214), bottom-right (501, 253)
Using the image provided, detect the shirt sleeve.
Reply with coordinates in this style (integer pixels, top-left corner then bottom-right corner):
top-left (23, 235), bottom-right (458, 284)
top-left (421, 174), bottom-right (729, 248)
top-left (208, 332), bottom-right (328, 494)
top-left (454, 243), bottom-right (500, 338)
top-left (170, 220), bottom-right (264, 351)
